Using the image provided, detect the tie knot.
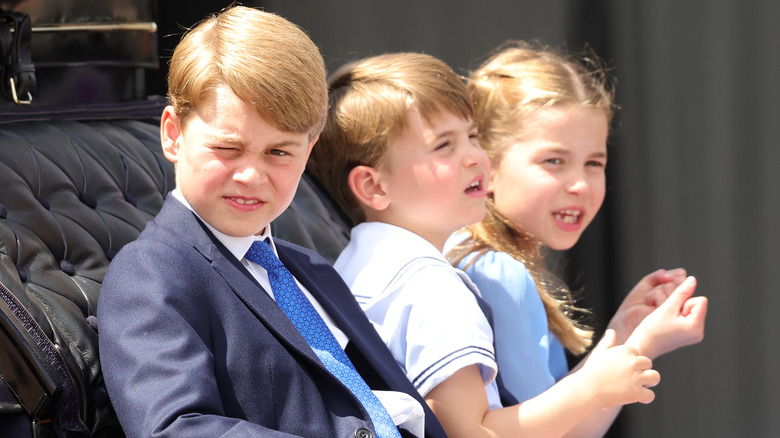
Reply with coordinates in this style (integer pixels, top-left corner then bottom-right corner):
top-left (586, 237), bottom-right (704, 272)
top-left (245, 240), bottom-right (283, 271)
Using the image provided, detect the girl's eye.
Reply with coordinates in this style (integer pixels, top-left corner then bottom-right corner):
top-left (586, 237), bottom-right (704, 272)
top-left (545, 158), bottom-right (562, 165)
top-left (587, 160), bottom-right (606, 168)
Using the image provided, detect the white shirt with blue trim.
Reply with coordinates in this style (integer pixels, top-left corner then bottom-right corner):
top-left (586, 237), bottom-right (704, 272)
top-left (336, 222), bottom-right (502, 410)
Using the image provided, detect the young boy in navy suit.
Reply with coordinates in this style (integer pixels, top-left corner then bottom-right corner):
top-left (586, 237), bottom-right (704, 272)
top-left (97, 7), bottom-right (445, 438)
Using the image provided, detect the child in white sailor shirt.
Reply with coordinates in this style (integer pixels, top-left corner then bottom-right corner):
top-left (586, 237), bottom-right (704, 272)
top-left (336, 222), bottom-right (502, 410)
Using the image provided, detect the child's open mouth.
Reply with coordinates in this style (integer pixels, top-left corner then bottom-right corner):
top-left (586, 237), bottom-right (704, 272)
top-left (465, 180), bottom-right (482, 194)
top-left (553, 209), bottom-right (582, 224)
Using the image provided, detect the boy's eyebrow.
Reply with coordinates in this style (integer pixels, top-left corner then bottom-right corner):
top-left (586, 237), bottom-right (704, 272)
top-left (204, 132), bottom-right (306, 148)
top-left (205, 133), bottom-right (243, 145)
top-left (431, 119), bottom-right (479, 141)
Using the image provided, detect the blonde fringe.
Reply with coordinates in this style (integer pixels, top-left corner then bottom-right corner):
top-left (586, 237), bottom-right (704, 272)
top-left (447, 201), bottom-right (593, 355)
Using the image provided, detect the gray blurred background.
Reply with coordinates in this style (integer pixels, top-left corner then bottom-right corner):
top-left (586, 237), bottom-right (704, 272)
top-left (151, 1), bottom-right (780, 436)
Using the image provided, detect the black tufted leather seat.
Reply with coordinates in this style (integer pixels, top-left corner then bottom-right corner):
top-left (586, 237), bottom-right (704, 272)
top-left (0, 100), bottom-right (351, 437)
top-left (0, 110), bottom-right (172, 437)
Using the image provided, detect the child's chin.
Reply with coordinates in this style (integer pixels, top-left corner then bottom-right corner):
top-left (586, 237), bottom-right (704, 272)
top-left (465, 209), bottom-right (487, 227)
top-left (546, 236), bottom-right (580, 251)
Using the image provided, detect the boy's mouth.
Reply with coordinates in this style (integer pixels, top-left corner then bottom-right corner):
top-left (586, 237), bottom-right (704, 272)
top-left (553, 209), bottom-right (582, 224)
top-left (229, 197), bottom-right (260, 205)
top-left (464, 179), bottom-right (482, 194)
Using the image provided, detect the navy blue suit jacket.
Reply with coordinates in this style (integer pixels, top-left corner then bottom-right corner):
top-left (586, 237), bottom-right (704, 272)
top-left (98, 195), bottom-right (447, 437)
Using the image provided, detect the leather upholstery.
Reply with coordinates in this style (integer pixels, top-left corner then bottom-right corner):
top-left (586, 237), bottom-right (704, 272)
top-left (0, 116), bottom-right (171, 436)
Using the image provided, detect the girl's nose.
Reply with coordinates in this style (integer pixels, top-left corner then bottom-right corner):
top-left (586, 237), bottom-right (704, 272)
top-left (565, 172), bottom-right (589, 194)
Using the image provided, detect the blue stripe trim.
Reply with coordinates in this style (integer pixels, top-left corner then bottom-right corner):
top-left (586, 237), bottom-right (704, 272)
top-left (412, 345), bottom-right (495, 389)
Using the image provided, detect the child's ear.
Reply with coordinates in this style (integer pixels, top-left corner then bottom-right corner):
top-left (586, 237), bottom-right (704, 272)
top-left (348, 165), bottom-right (390, 211)
top-left (160, 106), bottom-right (182, 163)
top-left (304, 134), bottom-right (319, 161)
top-left (486, 165), bottom-right (501, 197)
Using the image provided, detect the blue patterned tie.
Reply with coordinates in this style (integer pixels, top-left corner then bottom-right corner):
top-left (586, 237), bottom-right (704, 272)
top-left (245, 240), bottom-right (401, 438)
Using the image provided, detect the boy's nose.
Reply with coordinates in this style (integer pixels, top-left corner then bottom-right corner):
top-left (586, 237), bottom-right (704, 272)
top-left (463, 143), bottom-right (489, 168)
top-left (234, 166), bottom-right (267, 186)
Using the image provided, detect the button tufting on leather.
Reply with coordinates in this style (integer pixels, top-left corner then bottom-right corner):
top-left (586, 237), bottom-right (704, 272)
top-left (34, 195), bottom-right (50, 210)
top-left (16, 266), bottom-right (27, 282)
top-left (79, 192), bottom-right (97, 209)
top-left (123, 191), bottom-right (137, 207)
top-left (0, 117), bottom-right (177, 437)
top-left (59, 260), bottom-right (76, 276)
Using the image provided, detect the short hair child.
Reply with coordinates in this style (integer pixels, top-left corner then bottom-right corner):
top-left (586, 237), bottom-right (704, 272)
top-left (309, 51), bottom-right (662, 438)
top-left (309, 52), bottom-right (474, 226)
top-left (166, 6), bottom-right (326, 137)
top-left (98, 7), bottom-right (446, 438)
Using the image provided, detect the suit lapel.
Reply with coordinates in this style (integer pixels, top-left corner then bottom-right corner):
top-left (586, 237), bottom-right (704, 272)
top-left (155, 196), bottom-right (322, 366)
top-left (278, 241), bottom-right (410, 388)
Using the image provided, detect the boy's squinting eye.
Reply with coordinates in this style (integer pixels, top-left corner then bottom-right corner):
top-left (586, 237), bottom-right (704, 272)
top-left (434, 140), bottom-right (452, 151)
top-left (213, 146), bottom-right (240, 155)
top-left (268, 149), bottom-right (290, 157)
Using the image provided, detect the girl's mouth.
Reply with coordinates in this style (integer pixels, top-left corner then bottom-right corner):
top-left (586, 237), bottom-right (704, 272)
top-left (553, 209), bottom-right (582, 224)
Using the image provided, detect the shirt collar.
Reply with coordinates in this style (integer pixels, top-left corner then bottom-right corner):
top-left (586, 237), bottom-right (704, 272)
top-left (172, 188), bottom-right (277, 260)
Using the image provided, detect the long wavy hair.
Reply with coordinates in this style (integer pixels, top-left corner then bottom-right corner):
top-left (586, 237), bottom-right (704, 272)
top-left (448, 41), bottom-right (615, 355)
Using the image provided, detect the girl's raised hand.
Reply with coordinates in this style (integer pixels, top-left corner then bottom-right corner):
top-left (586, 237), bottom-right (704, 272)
top-left (607, 268), bottom-right (687, 344)
top-left (624, 276), bottom-right (708, 359)
top-left (578, 329), bottom-right (660, 408)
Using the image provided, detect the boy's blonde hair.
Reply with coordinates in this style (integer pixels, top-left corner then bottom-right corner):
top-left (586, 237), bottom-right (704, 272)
top-left (308, 52), bottom-right (473, 225)
top-left (448, 41), bottom-right (615, 355)
top-left (167, 6), bottom-right (327, 139)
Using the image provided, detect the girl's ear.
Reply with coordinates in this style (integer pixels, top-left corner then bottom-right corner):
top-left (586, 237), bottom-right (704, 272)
top-left (160, 106), bottom-right (182, 163)
top-left (348, 165), bottom-right (390, 211)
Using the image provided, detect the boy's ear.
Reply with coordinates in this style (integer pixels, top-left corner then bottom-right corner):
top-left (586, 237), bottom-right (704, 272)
top-left (348, 165), bottom-right (390, 211)
top-left (304, 134), bottom-right (319, 161)
top-left (160, 106), bottom-right (182, 163)
top-left (486, 167), bottom-right (499, 196)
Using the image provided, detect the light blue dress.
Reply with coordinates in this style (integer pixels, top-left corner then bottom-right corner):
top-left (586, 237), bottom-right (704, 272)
top-left (445, 234), bottom-right (569, 403)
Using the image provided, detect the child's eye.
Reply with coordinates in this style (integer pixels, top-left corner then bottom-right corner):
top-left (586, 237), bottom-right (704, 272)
top-left (268, 149), bottom-right (289, 157)
top-left (214, 146), bottom-right (240, 155)
top-left (435, 140), bottom-right (452, 151)
top-left (545, 158), bottom-right (562, 165)
top-left (587, 160), bottom-right (606, 168)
